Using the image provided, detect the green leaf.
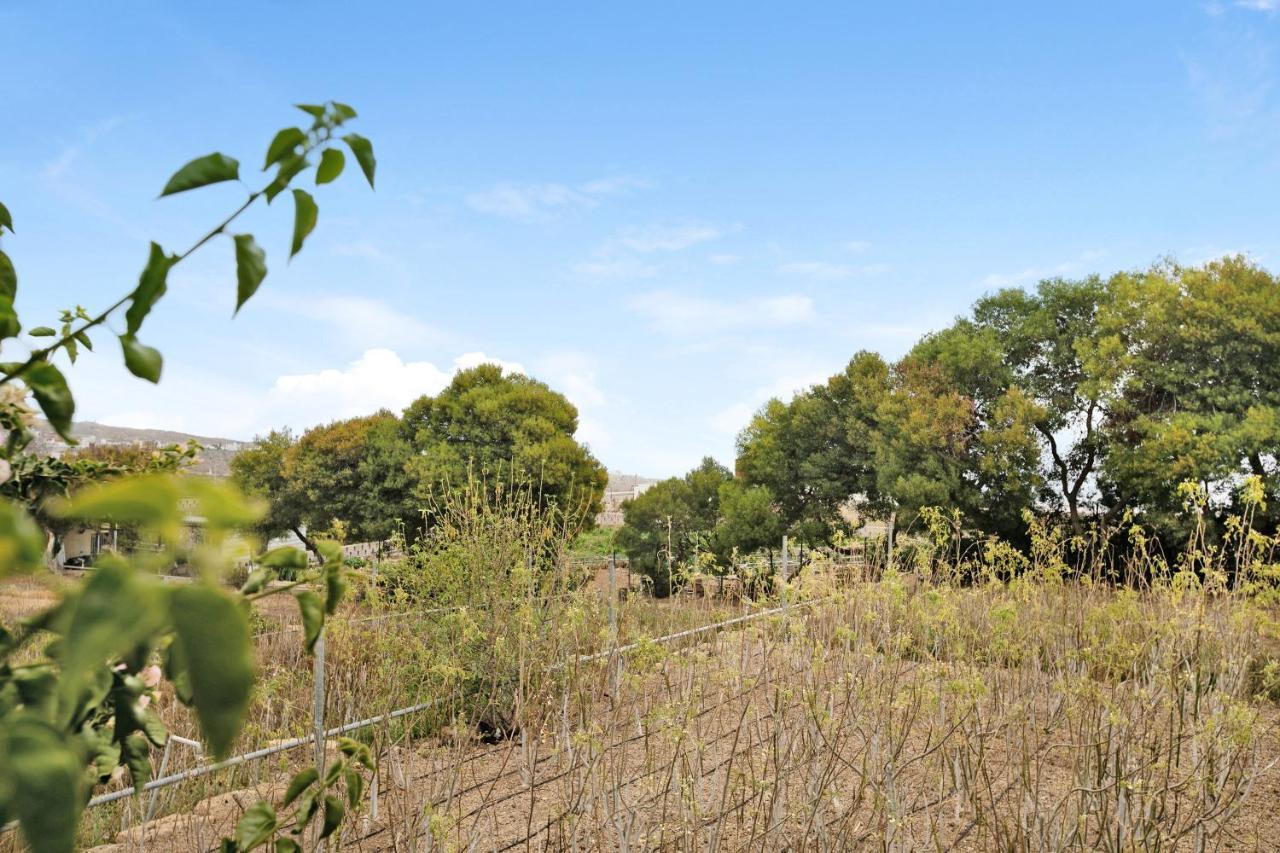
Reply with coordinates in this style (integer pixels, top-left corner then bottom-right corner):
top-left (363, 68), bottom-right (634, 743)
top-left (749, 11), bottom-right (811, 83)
top-left (233, 801), bottom-right (278, 851)
top-left (331, 102), bottom-right (357, 121)
top-left (295, 103), bottom-right (326, 120)
top-left (282, 767), bottom-right (318, 807)
top-left (120, 334), bottom-right (163, 383)
top-left (315, 148), bottom-right (345, 185)
top-left (170, 585), bottom-right (255, 757)
top-left (4, 715), bottom-right (84, 853)
top-left (25, 361), bottom-right (74, 441)
top-left (0, 200), bottom-right (12, 234)
top-left (0, 250), bottom-right (18, 339)
top-left (58, 564), bottom-right (164, 722)
top-left (319, 794), bottom-right (344, 840)
top-left (160, 152), bottom-right (241, 196)
top-left (341, 134), bottom-right (376, 189)
top-left (121, 731), bottom-right (152, 788)
top-left (125, 242), bottom-right (175, 336)
top-left (234, 234), bottom-right (267, 315)
top-left (324, 562), bottom-right (346, 616)
top-left (293, 789), bottom-right (320, 831)
top-left (265, 156), bottom-right (309, 203)
top-left (28, 326), bottom-right (55, 337)
top-left (264, 128), bottom-right (306, 170)
top-left (274, 839), bottom-right (302, 853)
top-left (0, 249), bottom-right (15, 300)
top-left (239, 567), bottom-right (272, 595)
top-left (0, 501), bottom-right (48, 577)
top-left (290, 189), bottom-right (317, 259)
top-left (74, 330), bottom-right (93, 351)
top-left (344, 767), bottom-right (364, 809)
top-left (315, 540), bottom-right (342, 564)
top-left (295, 590), bottom-right (324, 654)
top-left (58, 474), bottom-right (183, 531)
top-left (258, 547), bottom-right (309, 571)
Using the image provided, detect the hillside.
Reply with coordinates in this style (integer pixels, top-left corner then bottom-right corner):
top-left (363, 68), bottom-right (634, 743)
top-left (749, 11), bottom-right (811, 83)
top-left (28, 420), bottom-right (249, 478)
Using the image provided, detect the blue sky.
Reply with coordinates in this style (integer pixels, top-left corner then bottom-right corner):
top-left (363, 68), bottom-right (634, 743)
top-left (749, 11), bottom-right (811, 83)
top-left (3, 2), bottom-right (1279, 477)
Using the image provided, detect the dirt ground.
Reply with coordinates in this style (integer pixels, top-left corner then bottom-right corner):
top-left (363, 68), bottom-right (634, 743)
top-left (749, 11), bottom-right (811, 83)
top-left (80, 621), bottom-right (1280, 852)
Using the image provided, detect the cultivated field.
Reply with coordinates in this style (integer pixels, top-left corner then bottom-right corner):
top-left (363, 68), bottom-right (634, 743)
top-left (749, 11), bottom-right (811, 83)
top-left (8, 549), bottom-right (1279, 853)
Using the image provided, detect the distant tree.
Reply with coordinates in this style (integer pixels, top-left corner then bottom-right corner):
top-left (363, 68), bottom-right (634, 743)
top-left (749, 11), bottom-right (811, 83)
top-left (229, 428), bottom-right (307, 546)
top-left (713, 480), bottom-right (783, 558)
top-left (402, 364), bottom-right (607, 521)
top-left (1095, 257), bottom-right (1280, 537)
top-left (909, 277), bottom-right (1108, 534)
top-left (614, 457), bottom-right (731, 595)
top-left (875, 342), bottom-right (1042, 542)
top-left (736, 351), bottom-right (889, 543)
top-left (285, 411), bottom-right (414, 543)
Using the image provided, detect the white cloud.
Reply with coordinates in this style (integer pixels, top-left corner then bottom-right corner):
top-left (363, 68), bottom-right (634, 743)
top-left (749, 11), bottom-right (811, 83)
top-left (571, 256), bottom-right (658, 279)
top-left (709, 253), bottom-right (741, 265)
top-left (465, 175), bottom-right (644, 221)
top-left (453, 351), bottom-right (526, 375)
top-left (330, 241), bottom-right (388, 261)
top-left (616, 222), bottom-right (730, 252)
top-left (1236, 0), bottom-right (1276, 10)
top-left (41, 116), bottom-right (125, 180)
top-left (575, 221), bottom-right (737, 280)
top-left (629, 290), bottom-right (816, 336)
top-left (271, 349), bottom-right (526, 425)
top-left (277, 295), bottom-right (442, 350)
top-left (978, 250), bottom-right (1107, 290)
top-left (708, 370), bottom-right (829, 436)
top-left (778, 260), bottom-right (889, 279)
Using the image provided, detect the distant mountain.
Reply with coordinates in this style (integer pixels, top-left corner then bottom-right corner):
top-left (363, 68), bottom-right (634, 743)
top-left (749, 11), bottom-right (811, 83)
top-left (28, 420), bottom-right (250, 478)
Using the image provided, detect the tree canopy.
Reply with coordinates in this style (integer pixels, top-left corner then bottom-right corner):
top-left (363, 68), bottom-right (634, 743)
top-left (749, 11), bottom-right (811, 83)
top-left (233, 365), bottom-right (608, 548)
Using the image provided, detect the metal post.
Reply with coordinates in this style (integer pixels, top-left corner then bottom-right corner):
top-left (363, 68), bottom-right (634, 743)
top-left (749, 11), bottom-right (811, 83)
top-left (608, 551), bottom-right (620, 698)
top-left (312, 629), bottom-right (327, 852)
top-left (780, 535), bottom-right (789, 615)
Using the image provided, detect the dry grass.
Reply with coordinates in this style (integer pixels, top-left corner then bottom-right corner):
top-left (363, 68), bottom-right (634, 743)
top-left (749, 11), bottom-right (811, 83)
top-left (30, 564), bottom-right (1278, 853)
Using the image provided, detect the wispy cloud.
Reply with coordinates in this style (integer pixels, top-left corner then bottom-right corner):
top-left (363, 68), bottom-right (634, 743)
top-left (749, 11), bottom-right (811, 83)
top-left (41, 115), bottom-right (125, 181)
top-left (629, 290), bottom-right (815, 336)
top-left (277, 295), bottom-right (444, 350)
top-left (978, 250), bottom-right (1107, 290)
top-left (709, 254), bottom-right (741, 265)
top-left (616, 221), bottom-right (731, 252)
top-left (843, 240), bottom-right (873, 253)
top-left (574, 220), bottom-right (737, 280)
top-left (465, 175), bottom-right (645, 221)
top-left (778, 260), bottom-right (890, 280)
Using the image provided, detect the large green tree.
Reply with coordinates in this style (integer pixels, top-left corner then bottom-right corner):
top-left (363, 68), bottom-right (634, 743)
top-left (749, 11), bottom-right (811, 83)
top-left (232, 413), bottom-right (415, 549)
top-left (1095, 257), bottom-right (1280, 536)
top-left (615, 457), bottom-right (731, 595)
top-left (736, 351), bottom-right (889, 542)
top-left (402, 364), bottom-right (608, 521)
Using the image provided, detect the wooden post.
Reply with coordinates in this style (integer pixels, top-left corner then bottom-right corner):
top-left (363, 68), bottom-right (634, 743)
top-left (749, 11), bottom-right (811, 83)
top-left (312, 629), bottom-right (327, 852)
top-left (608, 551), bottom-right (620, 698)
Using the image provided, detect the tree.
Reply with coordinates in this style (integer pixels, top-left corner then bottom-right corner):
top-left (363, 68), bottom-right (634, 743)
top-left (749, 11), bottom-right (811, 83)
top-left (714, 481), bottom-right (783, 558)
top-left (875, 336), bottom-right (1043, 542)
top-left (285, 411), bottom-right (415, 542)
top-left (736, 351), bottom-right (889, 543)
top-left (229, 428), bottom-right (306, 544)
top-left (924, 277), bottom-right (1111, 533)
top-left (1095, 257), bottom-right (1280, 537)
top-left (402, 364), bottom-right (607, 522)
top-left (615, 457), bottom-right (732, 595)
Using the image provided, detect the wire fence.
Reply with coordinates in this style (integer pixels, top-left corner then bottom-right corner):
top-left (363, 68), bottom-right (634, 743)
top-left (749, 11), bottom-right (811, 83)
top-left (86, 561), bottom-right (813, 821)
